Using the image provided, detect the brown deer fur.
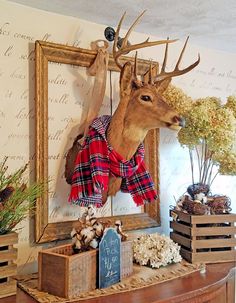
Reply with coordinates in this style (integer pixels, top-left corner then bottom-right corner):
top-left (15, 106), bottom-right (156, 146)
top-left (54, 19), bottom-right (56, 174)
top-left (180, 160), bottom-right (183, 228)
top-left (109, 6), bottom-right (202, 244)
top-left (106, 63), bottom-right (183, 197)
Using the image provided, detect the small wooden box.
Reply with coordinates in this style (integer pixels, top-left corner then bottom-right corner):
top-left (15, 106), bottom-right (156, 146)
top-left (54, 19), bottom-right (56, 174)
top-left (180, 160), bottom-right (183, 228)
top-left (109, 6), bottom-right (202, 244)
top-left (170, 210), bottom-right (236, 264)
top-left (38, 245), bottom-right (97, 298)
top-left (38, 241), bottom-right (133, 298)
top-left (0, 232), bottom-right (18, 299)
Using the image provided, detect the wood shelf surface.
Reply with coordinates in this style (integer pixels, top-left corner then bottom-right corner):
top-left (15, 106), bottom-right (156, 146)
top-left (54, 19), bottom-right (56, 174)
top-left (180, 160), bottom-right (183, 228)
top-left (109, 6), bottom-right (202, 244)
top-left (1, 262), bottom-right (234, 303)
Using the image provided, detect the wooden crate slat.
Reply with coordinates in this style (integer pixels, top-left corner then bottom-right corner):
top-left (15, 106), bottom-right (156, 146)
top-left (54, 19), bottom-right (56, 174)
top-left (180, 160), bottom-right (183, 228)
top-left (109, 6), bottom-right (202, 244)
top-left (191, 250), bottom-right (236, 263)
top-left (192, 226), bottom-right (236, 237)
top-left (0, 279), bottom-right (16, 299)
top-left (170, 232), bottom-right (191, 249)
top-left (192, 238), bottom-right (236, 249)
top-left (0, 264), bottom-right (17, 279)
top-left (179, 248), bottom-right (236, 264)
top-left (170, 210), bottom-right (236, 224)
top-left (170, 210), bottom-right (191, 223)
top-left (39, 252), bottom-right (68, 298)
top-left (44, 243), bottom-right (74, 255)
top-left (191, 213), bottom-right (236, 224)
top-left (0, 232), bottom-right (18, 247)
top-left (170, 221), bottom-right (191, 236)
top-left (0, 248), bottom-right (17, 262)
top-left (180, 248), bottom-right (192, 263)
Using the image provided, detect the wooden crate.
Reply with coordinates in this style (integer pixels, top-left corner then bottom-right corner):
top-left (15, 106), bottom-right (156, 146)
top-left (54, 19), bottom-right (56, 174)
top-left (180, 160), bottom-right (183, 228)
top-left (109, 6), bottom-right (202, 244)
top-left (0, 232), bottom-right (18, 299)
top-left (38, 240), bottom-right (133, 298)
top-left (170, 210), bottom-right (236, 264)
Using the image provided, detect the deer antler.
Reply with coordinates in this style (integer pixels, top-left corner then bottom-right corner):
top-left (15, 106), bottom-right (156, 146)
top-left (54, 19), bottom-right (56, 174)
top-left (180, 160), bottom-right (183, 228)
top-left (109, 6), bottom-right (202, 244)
top-left (113, 11), bottom-right (178, 70)
top-left (154, 36), bottom-right (200, 83)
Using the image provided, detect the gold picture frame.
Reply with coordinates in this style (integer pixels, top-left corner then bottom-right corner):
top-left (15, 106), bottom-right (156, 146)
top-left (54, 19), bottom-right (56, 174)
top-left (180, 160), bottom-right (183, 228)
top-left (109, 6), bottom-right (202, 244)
top-left (35, 40), bottom-right (160, 243)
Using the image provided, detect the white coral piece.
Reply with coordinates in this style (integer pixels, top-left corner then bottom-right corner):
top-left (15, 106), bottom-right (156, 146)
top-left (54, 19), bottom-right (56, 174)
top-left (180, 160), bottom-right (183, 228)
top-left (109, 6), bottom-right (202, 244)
top-left (133, 233), bottom-right (182, 268)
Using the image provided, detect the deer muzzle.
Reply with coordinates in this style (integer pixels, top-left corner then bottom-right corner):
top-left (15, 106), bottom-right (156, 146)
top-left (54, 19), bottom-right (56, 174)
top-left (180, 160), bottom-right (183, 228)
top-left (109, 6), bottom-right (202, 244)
top-left (169, 116), bottom-right (185, 130)
top-left (176, 116), bottom-right (185, 128)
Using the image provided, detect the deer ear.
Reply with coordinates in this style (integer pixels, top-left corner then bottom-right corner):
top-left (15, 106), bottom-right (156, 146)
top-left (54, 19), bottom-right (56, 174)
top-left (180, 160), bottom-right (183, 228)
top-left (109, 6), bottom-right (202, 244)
top-left (155, 78), bottom-right (171, 95)
top-left (120, 62), bottom-right (133, 95)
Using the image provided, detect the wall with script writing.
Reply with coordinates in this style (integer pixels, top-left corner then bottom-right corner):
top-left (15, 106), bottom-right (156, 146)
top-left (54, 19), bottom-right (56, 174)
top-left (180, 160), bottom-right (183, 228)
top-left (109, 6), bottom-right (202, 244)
top-left (0, 0), bottom-right (235, 274)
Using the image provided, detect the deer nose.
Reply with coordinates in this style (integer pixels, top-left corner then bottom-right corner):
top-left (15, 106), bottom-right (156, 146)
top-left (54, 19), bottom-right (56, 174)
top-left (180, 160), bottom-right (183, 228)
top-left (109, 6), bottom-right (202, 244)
top-left (173, 116), bottom-right (185, 127)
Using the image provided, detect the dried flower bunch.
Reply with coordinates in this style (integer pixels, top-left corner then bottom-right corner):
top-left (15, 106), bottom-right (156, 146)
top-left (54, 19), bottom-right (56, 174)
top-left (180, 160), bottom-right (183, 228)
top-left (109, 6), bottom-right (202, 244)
top-left (0, 157), bottom-right (47, 235)
top-left (71, 205), bottom-right (128, 253)
top-left (133, 233), bottom-right (182, 268)
top-left (163, 85), bottom-right (236, 186)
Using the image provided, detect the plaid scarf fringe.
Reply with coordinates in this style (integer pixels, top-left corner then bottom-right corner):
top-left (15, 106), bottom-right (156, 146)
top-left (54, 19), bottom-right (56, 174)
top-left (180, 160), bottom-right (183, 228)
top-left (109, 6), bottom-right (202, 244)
top-left (68, 115), bottom-right (158, 207)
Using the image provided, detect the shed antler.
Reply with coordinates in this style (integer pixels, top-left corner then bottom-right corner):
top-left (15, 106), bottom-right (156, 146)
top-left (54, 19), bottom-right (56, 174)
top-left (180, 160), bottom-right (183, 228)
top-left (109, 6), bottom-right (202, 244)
top-left (113, 11), bottom-right (177, 70)
top-left (154, 36), bottom-right (200, 83)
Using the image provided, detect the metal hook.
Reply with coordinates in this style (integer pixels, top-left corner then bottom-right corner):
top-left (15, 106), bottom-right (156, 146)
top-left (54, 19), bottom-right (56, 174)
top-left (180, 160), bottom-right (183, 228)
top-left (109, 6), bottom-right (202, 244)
top-left (104, 27), bottom-right (130, 49)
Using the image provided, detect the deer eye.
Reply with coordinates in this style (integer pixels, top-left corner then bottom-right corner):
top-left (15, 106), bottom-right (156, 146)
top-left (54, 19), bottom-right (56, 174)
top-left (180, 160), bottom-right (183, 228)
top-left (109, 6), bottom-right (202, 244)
top-left (140, 95), bottom-right (151, 102)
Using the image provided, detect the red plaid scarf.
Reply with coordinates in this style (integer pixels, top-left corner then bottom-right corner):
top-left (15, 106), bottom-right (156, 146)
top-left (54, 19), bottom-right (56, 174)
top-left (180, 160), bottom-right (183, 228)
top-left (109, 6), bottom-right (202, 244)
top-left (69, 115), bottom-right (158, 207)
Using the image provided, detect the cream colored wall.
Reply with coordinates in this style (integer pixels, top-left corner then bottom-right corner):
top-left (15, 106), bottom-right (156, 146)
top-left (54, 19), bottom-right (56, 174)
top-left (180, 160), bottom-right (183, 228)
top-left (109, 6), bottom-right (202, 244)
top-left (0, 0), bottom-right (235, 274)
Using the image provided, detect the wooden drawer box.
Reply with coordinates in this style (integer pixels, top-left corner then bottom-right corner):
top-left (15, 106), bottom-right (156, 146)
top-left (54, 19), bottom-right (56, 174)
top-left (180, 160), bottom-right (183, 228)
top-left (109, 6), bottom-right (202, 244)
top-left (170, 210), bottom-right (236, 264)
top-left (0, 232), bottom-right (18, 299)
top-left (38, 241), bottom-right (133, 299)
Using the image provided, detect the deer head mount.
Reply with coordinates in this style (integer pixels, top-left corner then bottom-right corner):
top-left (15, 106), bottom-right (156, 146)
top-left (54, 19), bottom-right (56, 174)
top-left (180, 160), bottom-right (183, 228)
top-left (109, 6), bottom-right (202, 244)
top-left (67, 11), bottom-right (200, 206)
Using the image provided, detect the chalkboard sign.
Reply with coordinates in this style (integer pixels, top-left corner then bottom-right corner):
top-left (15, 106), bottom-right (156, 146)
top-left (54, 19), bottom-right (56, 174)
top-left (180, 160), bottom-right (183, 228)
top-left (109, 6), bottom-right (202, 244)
top-left (98, 228), bottom-right (121, 288)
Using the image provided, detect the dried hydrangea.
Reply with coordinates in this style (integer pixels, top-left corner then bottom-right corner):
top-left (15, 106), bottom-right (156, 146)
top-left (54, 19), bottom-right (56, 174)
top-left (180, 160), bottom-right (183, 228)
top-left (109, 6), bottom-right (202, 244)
top-left (178, 126), bottom-right (199, 147)
top-left (163, 84), bottom-right (193, 115)
top-left (194, 96), bottom-right (221, 108)
top-left (205, 107), bottom-right (236, 152)
top-left (214, 152), bottom-right (236, 175)
top-left (224, 95), bottom-right (236, 118)
top-left (170, 92), bottom-right (236, 185)
top-left (162, 84), bottom-right (236, 185)
top-left (187, 98), bottom-right (221, 139)
top-left (133, 233), bottom-right (182, 268)
top-left (177, 98), bottom-right (220, 148)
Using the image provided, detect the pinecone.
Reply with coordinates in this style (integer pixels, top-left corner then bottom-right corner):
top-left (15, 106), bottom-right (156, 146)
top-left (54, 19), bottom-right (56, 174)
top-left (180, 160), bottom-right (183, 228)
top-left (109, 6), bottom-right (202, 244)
top-left (182, 200), bottom-right (209, 215)
top-left (0, 186), bottom-right (15, 204)
top-left (207, 195), bottom-right (231, 214)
